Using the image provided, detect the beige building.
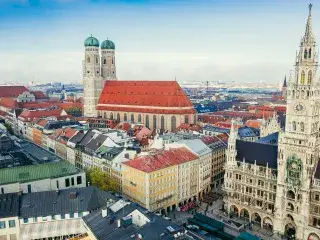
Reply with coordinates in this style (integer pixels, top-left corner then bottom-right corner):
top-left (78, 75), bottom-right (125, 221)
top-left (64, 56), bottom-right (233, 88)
top-left (122, 147), bottom-right (209, 213)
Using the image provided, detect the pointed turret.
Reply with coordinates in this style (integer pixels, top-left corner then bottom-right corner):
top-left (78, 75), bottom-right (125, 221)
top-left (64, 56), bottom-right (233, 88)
top-left (283, 75), bottom-right (287, 88)
top-left (302, 3), bottom-right (315, 44)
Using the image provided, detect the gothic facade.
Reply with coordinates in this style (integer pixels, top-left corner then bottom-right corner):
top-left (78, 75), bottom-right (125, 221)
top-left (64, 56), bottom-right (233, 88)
top-left (223, 5), bottom-right (320, 240)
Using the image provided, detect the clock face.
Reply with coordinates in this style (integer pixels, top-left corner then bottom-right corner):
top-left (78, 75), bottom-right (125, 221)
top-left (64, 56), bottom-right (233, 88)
top-left (294, 103), bottom-right (304, 112)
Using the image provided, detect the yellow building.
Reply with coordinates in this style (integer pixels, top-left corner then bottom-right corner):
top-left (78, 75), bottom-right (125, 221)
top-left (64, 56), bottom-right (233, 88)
top-left (122, 147), bottom-right (198, 213)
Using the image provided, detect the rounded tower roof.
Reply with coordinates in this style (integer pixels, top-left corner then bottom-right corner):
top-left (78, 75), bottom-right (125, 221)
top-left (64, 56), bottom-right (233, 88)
top-left (84, 35), bottom-right (99, 47)
top-left (101, 39), bottom-right (115, 50)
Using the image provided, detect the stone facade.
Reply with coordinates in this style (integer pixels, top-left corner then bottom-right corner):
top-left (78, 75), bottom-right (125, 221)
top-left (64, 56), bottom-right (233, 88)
top-left (223, 5), bottom-right (320, 240)
top-left (83, 37), bottom-right (117, 117)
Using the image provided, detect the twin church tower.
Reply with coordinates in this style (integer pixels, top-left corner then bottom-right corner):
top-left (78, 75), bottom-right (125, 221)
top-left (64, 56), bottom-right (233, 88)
top-left (82, 36), bottom-right (117, 116)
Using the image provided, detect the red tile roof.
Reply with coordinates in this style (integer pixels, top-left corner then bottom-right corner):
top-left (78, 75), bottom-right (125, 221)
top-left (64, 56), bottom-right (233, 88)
top-left (35, 119), bottom-right (48, 128)
top-left (135, 126), bottom-right (152, 141)
top-left (178, 123), bottom-right (202, 132)
top-left (0, 86), bottom-right (29, 98)
top-left (245, 120), bottom-right (262, 129)
top-left (97, 81), bottom-right (195, 114)
top-left (114, 122), bottom-right (132, 131)
top-left (201, 133), bottom-right (229, 145)
top-left (123, 147), bottom-right (198, 173)
top-left (19, 109), bottom-right (64, 120)
top-left (0, 98), bottom-right (18, 109)
top-left (31, 91), bottom-right (48, 99)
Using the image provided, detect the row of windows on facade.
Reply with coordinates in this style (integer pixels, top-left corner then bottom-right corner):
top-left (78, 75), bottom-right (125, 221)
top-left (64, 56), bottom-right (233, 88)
top-left (87, 56), bottom-right (114, 65)
top-left (303, 48), bottom-right (313, 59)
top-left (22, 212), bottom-right (83, 224)
top-left (57, 176), bottom-right (82, 189)
top-left (100, 112), bottom-right (190, 130)
top-left (292, 121), bottom-right (305, 132)
top-left (0, 220), bottom-right (15, 229)
top-left (300, 70), bottom-right (313, 85)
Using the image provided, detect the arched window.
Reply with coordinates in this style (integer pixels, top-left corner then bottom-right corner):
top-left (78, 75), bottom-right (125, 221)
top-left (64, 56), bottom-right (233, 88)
top-left (171, 116), bottom-right (176, 132)
top-left (96, 57), bottom-right (98, 64)
top-left (110, 112), bottom-right (113, 120)
top-left (112, 58), bottom-right (114, 64)
top-left (117, 113), bottom-right (120, 122)
top-left (304, 49), bottom-right (308, 59)
top-left (293, 121), bottom-right (296, 131)
top-left (309, 48), bottom-right (312, 58)
top-left (308, 70), bottom-right (312, 84)
top-left (184, 115), bottom-right (189, 124)
top-left (138, 114), bottom-right (142, 123)
top-left (161, 115), bottom-right (165, 130)
top-left (104, 112), bottom-right (106, 118)
top-left (153, 115), bottom-right (157, 129)
top-left (103, 58), bottom-right (106, 64)
top-left (287, 190), bottom-right (295, 200)
top-left (300, 122), bottom-right (304, 132)
top-left (301, 71), bottom-right (305, 84)
top-left (145, 115), bottom-right (150, 128)
top-left (131, 114), bottom-right (134, 123)
top-left (124, 113), bottom-right (127, 121)
top-left (87, 57), bottom-right (90, 63)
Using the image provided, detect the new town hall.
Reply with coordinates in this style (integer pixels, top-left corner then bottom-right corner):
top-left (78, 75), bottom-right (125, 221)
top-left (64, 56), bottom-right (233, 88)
top-left (224, 4), bottom-right (320, 240)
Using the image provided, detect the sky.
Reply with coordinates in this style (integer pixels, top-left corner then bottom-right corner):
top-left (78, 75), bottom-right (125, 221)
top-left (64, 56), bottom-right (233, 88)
top-left (0, 0), bottom-right (318, 85)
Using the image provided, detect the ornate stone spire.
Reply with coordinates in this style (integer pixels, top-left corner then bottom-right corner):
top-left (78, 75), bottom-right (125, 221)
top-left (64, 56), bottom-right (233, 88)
top-left (302, 3), bottom-right (315, 44)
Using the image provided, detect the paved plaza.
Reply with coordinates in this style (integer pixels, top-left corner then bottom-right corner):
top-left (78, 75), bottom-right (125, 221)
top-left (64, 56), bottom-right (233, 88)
top-left (166, 195), bottom-right (285, 240)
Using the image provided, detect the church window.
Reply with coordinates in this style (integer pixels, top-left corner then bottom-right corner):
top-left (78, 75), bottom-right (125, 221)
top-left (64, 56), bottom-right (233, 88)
top-left (117, 113), bottom-right (120, 122)
top-left (131, 114), bottom-right (134, 123)
top-left (287, 190), bottom-right (295, 200)
top-left (300, 122), bottom-right (304, 132)
top-left (145, 115), bottom-right (150, 128)
top-left (103, 58), bottom-right (106, 64)
top-left (304, 49), bottom-right (308, 59)
top-left (292, 121), bottom-right (296, 131)
top-left (96, 57), bottom-right (98, 63)
top-left (112, 58), bottom-right (114, 64)
top-left (124, 113), bottom-right (127, 121)
top-left (185, 115), bottom-right (189, 124)
top-left (171, 116), bottom-right (176, 132)
top-left (309, 48), bottom-right (312, 58)
top-left (153, 115), bottom-right (157, 129)
top-left (110, 113), bottom-right (113, 120)
top-left (138, 114), bottom-right (142, 123)
top-left (87, 57), bottom-right (90, 63)
top-left (308, 70), bottom-right (312, 84)
top-left (104, 112), bottom-right (106, 118)
top-left (161, 116), bottom-right (165, 130)
top-left (300, 71), bottom-right (305, 84)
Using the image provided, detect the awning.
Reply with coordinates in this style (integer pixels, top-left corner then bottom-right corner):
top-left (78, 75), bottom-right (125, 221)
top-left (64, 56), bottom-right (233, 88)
top-left (20, 218), bottom-right (86, 240)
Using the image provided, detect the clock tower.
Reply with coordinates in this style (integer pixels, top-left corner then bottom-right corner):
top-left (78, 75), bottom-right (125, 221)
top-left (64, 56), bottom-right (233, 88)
top-left (274, 4), bottom-right (320, 239)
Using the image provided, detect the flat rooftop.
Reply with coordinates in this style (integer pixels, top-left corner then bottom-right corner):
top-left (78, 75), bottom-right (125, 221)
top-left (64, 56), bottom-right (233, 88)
top-left (0, 141), bottom-right (60, 169)
top-left (0, 139), bottom-right (82, 185)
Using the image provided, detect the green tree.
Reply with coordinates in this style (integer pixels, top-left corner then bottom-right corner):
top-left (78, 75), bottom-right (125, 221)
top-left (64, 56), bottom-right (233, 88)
top-left (4, 123), bottom-right (14, 135)
top-left (86, 168), bottom-right (118, 192)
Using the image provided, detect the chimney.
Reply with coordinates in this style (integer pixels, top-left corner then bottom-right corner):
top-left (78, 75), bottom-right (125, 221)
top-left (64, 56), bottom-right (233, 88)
top-left (102, 208), bottom-right (108, 218)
